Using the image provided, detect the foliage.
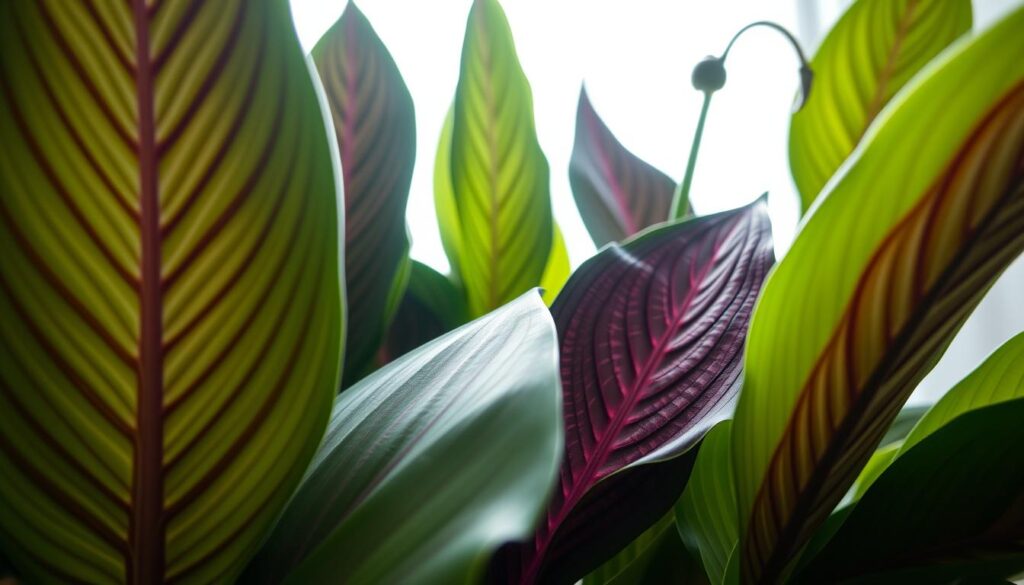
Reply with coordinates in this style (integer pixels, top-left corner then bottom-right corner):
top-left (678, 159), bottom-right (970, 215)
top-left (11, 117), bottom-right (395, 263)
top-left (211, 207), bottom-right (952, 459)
top-left (0, 0), bottom-right (1021, 584)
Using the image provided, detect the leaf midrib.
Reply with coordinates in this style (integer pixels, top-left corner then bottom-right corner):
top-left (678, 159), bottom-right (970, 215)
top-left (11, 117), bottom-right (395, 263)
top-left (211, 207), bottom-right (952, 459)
top-left (130, 1), bottom-right (164, 582)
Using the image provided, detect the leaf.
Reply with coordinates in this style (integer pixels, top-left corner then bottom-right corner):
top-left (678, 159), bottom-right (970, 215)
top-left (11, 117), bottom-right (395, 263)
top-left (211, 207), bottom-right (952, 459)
top-left (448, 0), bottom-right (553, 317)
top-left (732, 9), bottom-right (1024, 583)
top-left (790, 0), bottom-right (972, 211)
top-left (797, 398), bottom-right (1024, 584)
top-left (899, 330), bottom-right (1024, 455)
top-left (583, 512), bottom-right (707, 585)
top-left (495, 198), bottom-right (774, 584)
top-left (540, 224), bottom-right (570, 306)
top-left (434, 106), bottom-right (461, 274)
top-left (0, 2), bottom-right (342, 583)
top-left (676, 421), bottom-right (739, 585)
top-left (313, 2), bottom-right (416, 387)
top-left (242, 292), bottom-right (562, 584)
top-left (848, 440), bottom-right (901, 501)
top-left (878, 404), bottom-right (927, 447)
top-left (377, 260), bottom-right (470, 364)
top-left (570, 87), bottom-right (681, 246)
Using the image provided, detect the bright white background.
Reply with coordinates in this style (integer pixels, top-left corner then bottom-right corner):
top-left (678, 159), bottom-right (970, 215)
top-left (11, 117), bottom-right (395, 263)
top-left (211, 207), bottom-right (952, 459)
top-left (289, 0), bottom-right (1023, 403)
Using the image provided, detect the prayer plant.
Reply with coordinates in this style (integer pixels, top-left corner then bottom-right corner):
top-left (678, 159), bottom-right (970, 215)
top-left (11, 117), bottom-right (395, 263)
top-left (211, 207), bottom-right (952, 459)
top-left (0, 0), bottom-right (1021, 584)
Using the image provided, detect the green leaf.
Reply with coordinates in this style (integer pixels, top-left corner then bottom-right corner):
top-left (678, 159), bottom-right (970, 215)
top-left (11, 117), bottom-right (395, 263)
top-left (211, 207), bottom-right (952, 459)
top-left (378, 260), bottom-right (470, 364)
top-left (676, 421), bottom-right (739, 585)
top-left (899, 330), bottom-right (1024, 455)
top-left (849, 440), bottom-right (902, 501)
top-left (447, 0), bottom-right (553, 317)
top-left (313, 3), bottom-right (416, 387)
top-left (797, 398), bottom-right (1024, 584)
top-left (733, 8), bottom-right (1024, 583)
top-left (583, 512), bottom-right (707, 585)
top-left (540, 224), bottom-right (569, 306)
top-left (434, 106), bottom-right (461, 275)
top-left (879, 404), bottom-right (928, 447)
top-left (0, 2), bottom-right (342, 582)
top-left (242, 292), bottom-right (562, 584)
top-left (790, 0), bottom-right (972, 211)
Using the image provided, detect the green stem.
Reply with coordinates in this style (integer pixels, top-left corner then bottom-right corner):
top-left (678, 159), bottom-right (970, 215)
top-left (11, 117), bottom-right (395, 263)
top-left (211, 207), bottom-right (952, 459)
top-left (670, 92), bottom-right (712, 221)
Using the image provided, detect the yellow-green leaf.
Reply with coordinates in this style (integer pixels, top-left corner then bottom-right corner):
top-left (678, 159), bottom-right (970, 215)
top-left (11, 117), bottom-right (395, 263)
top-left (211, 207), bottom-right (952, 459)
top-left (733, 8), bottom-right (1024, 583)
top-left (447, 0), bottom-right (552, 317)
top-left (540, 224), bottom-right (569, 306)
top-left (790, 0), bottom-right (972, 212)
top-left (0, 1), bottom-right (342, 582)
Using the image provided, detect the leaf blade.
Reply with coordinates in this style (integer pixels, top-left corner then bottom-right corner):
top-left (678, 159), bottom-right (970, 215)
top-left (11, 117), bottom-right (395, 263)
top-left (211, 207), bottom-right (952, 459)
top-left (242, 292), bottom-right (562, 585)
top-left (312, 3), bottom-right (416, 387)
top-left (789, 0), bottom-right (972, 211)
top-left (734, 9), bottom-right (1024, 582)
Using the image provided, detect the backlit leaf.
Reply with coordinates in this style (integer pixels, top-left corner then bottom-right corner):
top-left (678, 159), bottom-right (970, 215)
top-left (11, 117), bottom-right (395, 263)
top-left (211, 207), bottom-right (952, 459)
top-left (0, 1), bottom-right (343, 582)
top-left (789, 0), bottom-right (972, 211)
top-left (243, 292), bottom-right (561, 585)
top-left (540, 224), bottom-right (570, 306)
top-left (570, 88), bottom-right (680, 246)
top-left (313, 2), bottom-right (415, 387)
top-left (733, 9), bottom-right (1024, 583)
top-left (447, 0), bottom-right (553, 317)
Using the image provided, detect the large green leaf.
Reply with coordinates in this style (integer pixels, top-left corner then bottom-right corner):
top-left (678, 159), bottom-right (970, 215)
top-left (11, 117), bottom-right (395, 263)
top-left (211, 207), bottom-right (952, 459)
top-left (446, 0), bottom-right (553, 317)
top-left (789, 0), bottom-right (972, 211)
top-left (539, 223), bottom-right (569, 306)
top-left (378, 260), bottom-right (470, 364)
top-left (732, 8), bottom-right (1024, 583)
top-left (313, 2), bottom-right (415, 387)
top-left (797, 398), bottom-right (1024, 583)
top-left (0, 1), bottom-right (342, 582)
top-left (676, 421), bottom-right (739, 585)
top-left (899, 330), bottom-right (1024, 455)
top-left (242, 292), bottom-right (562, 584)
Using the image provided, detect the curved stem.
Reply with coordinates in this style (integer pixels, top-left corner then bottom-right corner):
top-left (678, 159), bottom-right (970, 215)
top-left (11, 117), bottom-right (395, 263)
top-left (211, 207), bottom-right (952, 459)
top-left (721, 20), bottom-right (810, 67)
top-left (670, 92), bottom-right (711, 220)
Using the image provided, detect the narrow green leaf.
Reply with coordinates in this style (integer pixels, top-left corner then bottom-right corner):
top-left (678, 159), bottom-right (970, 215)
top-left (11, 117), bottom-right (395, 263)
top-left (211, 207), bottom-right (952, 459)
top-left (448, 0), bottom-right (553, 317)
top-left (879, 404), bottom-right (928, 447)
top-left (313, 3), bottom-right (416, 387)
top-left (378, 260), bottom-right (470, 364)
top-left (798, 399), bottom-right (1024, 584)
top-left (790, 0), bottom-right (972, 211)
top-left (0, 2), bottom-right (342, 582)
top-left (849, 440), bottom-right (901, 501)
top-left (540, 224), bottom-right (569, 306)
top-left (243, 292), bottom-right (562, 585)
top-left (733, 8), bottom-right (1024, 582)
top-left (434, 106), bottom-right (461, 275)
top-left (676, 421), bottom-right (739, 585)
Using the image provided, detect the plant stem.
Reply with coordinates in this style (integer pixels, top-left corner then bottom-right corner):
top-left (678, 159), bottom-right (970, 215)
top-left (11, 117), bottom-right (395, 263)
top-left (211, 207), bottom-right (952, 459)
top-left (670, 91), bottom-right (712, 221)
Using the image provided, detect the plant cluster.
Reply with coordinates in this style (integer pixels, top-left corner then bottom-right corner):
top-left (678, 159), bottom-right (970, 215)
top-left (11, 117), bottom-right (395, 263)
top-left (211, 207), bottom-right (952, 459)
top-left (0, 0), bottom-right (1022, 584)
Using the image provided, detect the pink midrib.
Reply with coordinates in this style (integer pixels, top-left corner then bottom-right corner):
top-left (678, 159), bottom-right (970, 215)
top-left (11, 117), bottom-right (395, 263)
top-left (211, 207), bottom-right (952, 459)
top-left (522, 222), bottom-right (732, 582)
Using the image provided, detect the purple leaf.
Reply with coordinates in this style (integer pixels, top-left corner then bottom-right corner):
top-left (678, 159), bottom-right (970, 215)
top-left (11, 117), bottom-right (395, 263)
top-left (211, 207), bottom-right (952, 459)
top-left (494, 198), bottom-right (773, 584)
top-left (569, 88), bottom-right (685, 247)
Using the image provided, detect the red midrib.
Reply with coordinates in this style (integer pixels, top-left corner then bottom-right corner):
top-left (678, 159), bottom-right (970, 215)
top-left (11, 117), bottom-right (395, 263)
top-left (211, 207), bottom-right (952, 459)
top-left (131, 0), bottom-right (164, 582)
top-left (585, 105), bottom-right (637, 235)
top-left (523, 225), bottom-right (729, 582)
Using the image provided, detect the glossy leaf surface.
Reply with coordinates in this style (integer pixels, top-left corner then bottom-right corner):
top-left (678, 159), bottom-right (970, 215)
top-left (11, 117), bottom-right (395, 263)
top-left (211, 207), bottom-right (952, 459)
top-left (733, 10), bottom-right (1024, 583)
top-left (243, 292), bottom-right (561, 584)
top-left (790, 0), bottom-right (971, 211)
top-left (377, 260), bottom-right (469, 364)
top-left (677, 421), bottom-right (739, 585)
top-left (448, 0), bottom-right (553, 317)
top-left (0, 1), bottom-right (343, 582)
top-left (500, 199), bottom-right (773, 583)
top-left (313, 2), bottom-right (415, 386)
top-left (798, 399), bottom-right (1024, 584)
top-left (570, 88), bottom-right (680, 246)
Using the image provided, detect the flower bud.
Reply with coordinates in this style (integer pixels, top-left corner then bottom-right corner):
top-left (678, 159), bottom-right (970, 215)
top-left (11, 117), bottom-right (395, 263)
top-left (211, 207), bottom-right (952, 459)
top-left (692, 57), bottom-right (726, 93)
